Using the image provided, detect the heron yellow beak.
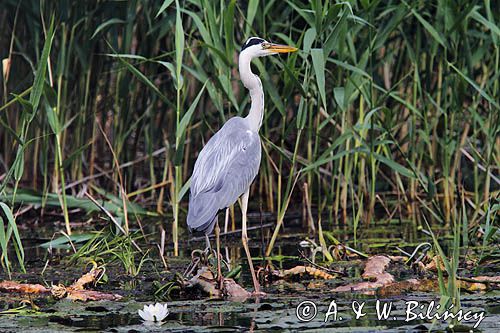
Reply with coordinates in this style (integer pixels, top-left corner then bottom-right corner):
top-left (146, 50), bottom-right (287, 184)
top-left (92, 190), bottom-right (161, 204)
top-left (264, 43), bottom-right (298, 53)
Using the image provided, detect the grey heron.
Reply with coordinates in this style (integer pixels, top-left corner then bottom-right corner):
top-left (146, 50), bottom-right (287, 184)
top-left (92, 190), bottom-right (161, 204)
top-left (187, 37), bottom-right (297, 295)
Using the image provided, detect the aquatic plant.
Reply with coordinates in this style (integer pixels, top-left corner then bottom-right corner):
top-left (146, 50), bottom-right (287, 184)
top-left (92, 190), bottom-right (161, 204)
top-left (138, 302), bottom-right (169, 323)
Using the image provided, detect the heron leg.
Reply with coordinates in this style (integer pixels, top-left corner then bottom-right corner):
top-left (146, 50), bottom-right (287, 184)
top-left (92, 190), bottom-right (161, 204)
top-left (201, 234), bottom-right (211, 264)
top-left (224, 207), bottom-right (230, 233)
top-left (240, 190), bottom-right (264, 296)
top-left (205, 234), bottom-right (211, 252)
top-left (214, 217), bottom-right (223, 290)
top-left (224, 207), bottom-right (231, 270)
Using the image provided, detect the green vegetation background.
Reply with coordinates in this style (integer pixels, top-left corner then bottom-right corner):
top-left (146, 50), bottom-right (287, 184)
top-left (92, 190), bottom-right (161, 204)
top-left (0, 0), bottom-right (498, 269)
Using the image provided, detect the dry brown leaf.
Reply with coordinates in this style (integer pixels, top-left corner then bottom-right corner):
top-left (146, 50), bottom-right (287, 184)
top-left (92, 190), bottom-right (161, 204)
top-left (377, 277), bottom-right (496, 296)
top-left (333, 255), bottom-right (394, 294)
top-left (51, 284), bottom-right (68, 299)
top-left (0, 267), bottom-right (121, 302)
top-left (186, 266), bottom-right (222, 297)
top-left (470, 276), bottom-right (500, 284)
top-left (362, 255), bottom-right (391, 280)
top-left (66, 290), bottom-right (122, 301)
top-left (186, 266), bottom-right (251, 299)
top-left (0, 281), bottom-right (50, 294)
top-left (460, 281), bottom-right (487, 292)
top-left (425, 255), bottom-right (445, 272)
top-left (70, 267), bottom-right (102, 290)
top-left (377, 279), bottom-right (438, 296)
top-left (333, 281), bottom-right (384, 294)
top-left (223, 279), bottom-right (251, 299)
top-left (282, 265), bottom-right (336, 280)
top-left (387, 256), bottom-right (406, 262)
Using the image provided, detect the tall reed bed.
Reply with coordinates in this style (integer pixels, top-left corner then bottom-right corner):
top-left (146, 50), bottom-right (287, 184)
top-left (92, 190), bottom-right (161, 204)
top-left (0, 1), bottom-right (498, 275)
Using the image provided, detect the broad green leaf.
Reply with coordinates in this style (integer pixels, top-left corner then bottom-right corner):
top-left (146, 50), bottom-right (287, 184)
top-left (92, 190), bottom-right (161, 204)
top-left (13, 149), bottom-right (24, 181)
top-left (333, 87), bottom-right (345, 110)
top-left (181, 9), bottom-right (212, 45)
top-left (245, 0), bottom-right (259, 37)
top-left (155, 0), bottom-right (174, 18)
top-left (174, 0), bottom-right (184, 85)
top-left (224, 0), bottom-right (236, 60)
top-left (303, 27), bottom-right (316, 53)
top-left (39, 233), bottom-right (95, 249)
top-left (45, 104), bottom-right (61, 134)
top-left (311, 48), bottom-right (326, 109)
top-left (0, 202), bottom-right (24, 268)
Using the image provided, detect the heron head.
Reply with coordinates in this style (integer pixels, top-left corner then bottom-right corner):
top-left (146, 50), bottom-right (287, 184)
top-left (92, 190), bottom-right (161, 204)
top-left (241, 37), bottom-right (297, 58)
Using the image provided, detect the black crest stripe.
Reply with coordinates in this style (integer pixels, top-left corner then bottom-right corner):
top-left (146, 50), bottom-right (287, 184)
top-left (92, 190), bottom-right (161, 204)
top-left (241, 37), bottom-right (265, 51)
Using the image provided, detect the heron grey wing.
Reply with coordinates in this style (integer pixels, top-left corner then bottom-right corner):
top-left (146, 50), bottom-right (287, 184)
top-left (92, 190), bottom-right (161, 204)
top-left (187, 118), bottom-right (261, 233)
top-left (190, 117), bottom-right (249, 197)
top-left (216, 133), bottom-right (261, 209)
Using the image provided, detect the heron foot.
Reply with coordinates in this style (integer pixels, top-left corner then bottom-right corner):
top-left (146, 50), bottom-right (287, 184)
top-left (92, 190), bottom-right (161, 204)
top-left (251, 290), bottom-right (267, 297)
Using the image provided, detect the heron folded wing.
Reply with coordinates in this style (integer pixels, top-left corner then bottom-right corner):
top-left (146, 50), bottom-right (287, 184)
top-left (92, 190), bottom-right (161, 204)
top-left (190, 118), bottom-right (258, 197)
top-left (187, 118), bottom-right (261, 233)
top-left (187, 191), bottom-right (219, 233)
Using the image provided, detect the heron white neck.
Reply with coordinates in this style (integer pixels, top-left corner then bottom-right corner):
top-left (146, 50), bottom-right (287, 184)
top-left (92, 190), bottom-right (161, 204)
top-left (239, 52), bottom-right (264, 132)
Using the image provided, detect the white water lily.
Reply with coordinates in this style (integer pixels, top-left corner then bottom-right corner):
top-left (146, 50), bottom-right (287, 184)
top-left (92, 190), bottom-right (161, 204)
top-left (138, 303), bottom-right (169, 322)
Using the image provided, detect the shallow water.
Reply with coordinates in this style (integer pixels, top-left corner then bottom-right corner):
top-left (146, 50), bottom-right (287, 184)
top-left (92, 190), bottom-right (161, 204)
top-left (0, 219), bottom-right (499, 332)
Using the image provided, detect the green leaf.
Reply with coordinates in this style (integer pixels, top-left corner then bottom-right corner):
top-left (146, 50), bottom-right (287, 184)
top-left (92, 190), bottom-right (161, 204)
top-left (224, 0), bottom-right (236, 60)
top-left (39, 233), bottom-right (95, 249)
top-left (303, 27), bottom-right (316, 53)
top-left (0, 202), bottom-right (24, 270)
top-left (91, 18), bottom-right (126, 39)
top-left (179, 178), bottom-right (191, 202)
top-left (409, 6), bottom-right (446, 48)
top-left (116, 56), bottom-right (170, 104)
top-left (280, 61), bottom-right (306, 97)
top-left (104, 53), bottom-right (147, 60)
top-left (45, 104), bottom-right (61, 134)
top-left (448, 62), bottom-right (500, 109)
top-left (301, 147), bottom-right (363, 173)
top-left (157, 60), bottom-right (183, 88)
top-left (372, 153), bottom-right (415, 178)
top-left (217, 74), bottom-right (238, 111)
top-left (175, 0), bottom-right (185, 84)
top-left (311, 48), bottom-right (326, 110)
top-left (244, 0), bottom-right (259, 37)
top-left (177, 82), bottom-right (207, 142)
top-left (29, 16), bottom-right (55, 118)
top-left (470, 7), bottom-right (500, 38)
top-left (181, 9), bottom-right (212, 45)
top-left (13, 149), bottom-right (24, 181)
top-left (155, 0), bottom-right (174, 18)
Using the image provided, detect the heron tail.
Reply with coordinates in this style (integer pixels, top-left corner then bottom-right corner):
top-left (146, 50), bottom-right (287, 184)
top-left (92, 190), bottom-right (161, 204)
top-left (187, 192), bottom-right (219, 234)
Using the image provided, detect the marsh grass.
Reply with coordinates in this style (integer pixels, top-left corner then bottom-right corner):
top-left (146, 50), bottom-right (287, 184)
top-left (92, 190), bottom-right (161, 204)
top-left (0, 0), bottom-right (498, 303)
top-left (69, 229), bottom-right (148, 277)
